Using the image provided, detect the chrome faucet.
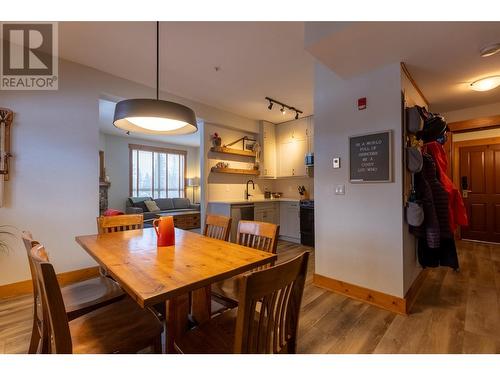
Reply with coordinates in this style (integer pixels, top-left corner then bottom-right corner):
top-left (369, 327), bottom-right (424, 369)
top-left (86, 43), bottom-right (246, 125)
top-left (245, 179), bottom-right (255, 200)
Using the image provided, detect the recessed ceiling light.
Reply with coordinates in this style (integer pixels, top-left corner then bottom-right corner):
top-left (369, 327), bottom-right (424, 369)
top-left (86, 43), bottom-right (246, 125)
top-left (480, 43), bottom-right (500, 57)
top-left (470, 76), bottom-right (500, 91)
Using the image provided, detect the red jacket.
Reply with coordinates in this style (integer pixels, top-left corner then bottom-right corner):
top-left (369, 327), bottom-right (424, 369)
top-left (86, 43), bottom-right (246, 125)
top-left (424, 142), bottom-right (468, 232)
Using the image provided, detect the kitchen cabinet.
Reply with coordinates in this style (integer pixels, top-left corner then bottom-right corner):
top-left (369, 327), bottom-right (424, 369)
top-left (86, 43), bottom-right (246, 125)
top-left (260, 121), bottom-right (276, 178)
top-left (254, 202), bottom-right (279, 224)
top-left (260, 116), bottom-right (314, 179)
top-left (279, 201), bottom-right (300, 242)
top-left (278, 138), bottom-right (308, 177)
top-left (307, 117), bottom-right (314, 153)
top-left (276, 117), bottom-right (313, 178)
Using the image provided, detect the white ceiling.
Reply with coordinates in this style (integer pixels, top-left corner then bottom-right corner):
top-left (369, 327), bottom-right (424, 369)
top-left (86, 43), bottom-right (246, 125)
top-left (99, 99), bottom-right (201, 147)
top-left (59, 21), bottom-right (500, 132)
top-left (60, 22), bottom-right (314, 125)
top-left (305, 22), bottom-right (500, 113)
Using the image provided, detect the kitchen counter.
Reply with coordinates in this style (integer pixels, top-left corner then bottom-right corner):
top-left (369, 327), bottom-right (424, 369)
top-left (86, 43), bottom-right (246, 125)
top-left (208, 197), bottom-right (300, 205)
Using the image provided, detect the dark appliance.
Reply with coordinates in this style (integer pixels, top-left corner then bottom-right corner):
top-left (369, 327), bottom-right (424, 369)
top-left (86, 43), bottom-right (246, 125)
top-left (300, 200), bottom-right (314, 247)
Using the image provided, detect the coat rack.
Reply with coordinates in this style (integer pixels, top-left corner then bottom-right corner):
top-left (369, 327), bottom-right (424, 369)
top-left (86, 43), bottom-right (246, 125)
top-left (0, 108), bottom-right (13, 207)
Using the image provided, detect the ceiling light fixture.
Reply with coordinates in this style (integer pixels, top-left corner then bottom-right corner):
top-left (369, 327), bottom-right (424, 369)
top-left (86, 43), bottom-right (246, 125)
top-left (470, 75), bottom-right (500, 92)
top-left (265, 97), bottom-right (303, 120)
top-left (480, 43), bottom-right (500, 57)
top-left (113, 22), bottom-right (197, 135)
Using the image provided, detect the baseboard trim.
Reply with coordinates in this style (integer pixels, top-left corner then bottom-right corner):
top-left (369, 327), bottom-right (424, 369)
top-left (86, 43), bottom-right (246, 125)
top-left (0, 266), bottom-right (100, 299)
top-left (313, 271), bottom-right (427, 315)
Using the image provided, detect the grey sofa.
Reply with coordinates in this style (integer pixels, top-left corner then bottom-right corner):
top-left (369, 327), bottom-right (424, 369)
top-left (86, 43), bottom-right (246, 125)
top-left (126, 197), bottom-right (200, 221)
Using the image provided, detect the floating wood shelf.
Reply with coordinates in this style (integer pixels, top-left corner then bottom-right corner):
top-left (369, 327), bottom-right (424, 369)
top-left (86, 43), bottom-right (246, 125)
top-left (209, 146), bottom-right (256, 157)
top-left (211, 167), bottom-right (260, 176)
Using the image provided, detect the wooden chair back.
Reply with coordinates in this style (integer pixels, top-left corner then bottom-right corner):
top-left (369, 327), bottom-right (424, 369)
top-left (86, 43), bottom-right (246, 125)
top-left (204, 214), bottom-right (232, 241)
top-left (28, 243), bottom-right (73, 354)
top-left (236, 220), bottom-right (279, 254)
top-left (96, 214), bottom-right (143, 234)
top-left (233, 251), bottom-right (309, 354)
top-left (22, 231), bottom-right (50, 353)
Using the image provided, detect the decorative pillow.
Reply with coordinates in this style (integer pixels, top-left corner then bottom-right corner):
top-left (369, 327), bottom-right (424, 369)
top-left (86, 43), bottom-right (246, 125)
top-left (103, 209), bottom-right (124, 216)
top-left (144, 200), bottom-right (161, 212)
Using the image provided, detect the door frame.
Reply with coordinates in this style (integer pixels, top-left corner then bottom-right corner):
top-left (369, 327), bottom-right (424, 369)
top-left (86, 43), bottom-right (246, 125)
top-left (452, 137), bottom-right (500, 240)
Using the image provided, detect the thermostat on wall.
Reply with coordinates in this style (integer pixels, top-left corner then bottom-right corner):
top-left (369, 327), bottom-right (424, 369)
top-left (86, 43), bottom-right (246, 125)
top-left (333, 157), bottom-right (341, 169)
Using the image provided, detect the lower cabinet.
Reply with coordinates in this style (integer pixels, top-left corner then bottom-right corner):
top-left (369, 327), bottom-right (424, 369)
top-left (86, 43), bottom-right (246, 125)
top-left (279, 201), bottom-right (300, 243)
top-left (254, 202), bottom-right (279, 225)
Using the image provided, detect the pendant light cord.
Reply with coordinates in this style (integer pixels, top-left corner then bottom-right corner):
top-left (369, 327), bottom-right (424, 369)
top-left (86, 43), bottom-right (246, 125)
top-left (156, 21), bottom-right (159, 100)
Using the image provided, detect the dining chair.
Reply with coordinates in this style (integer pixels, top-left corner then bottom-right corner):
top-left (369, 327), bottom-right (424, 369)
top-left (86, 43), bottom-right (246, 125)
top-left (175, 251), bottom-right (309, 354)
top-left (96, 214), bottom-right (143, 234)
top-left (28, 242), bottom-right (163, 354)
top-left (211, 220), bottom-right (279, 312)
top-left (22, 232), bottom-right (125, 354)
top-left (190, 214), bottom-right (233, 320)
top-left (96, 214), bottom-right (144, 277)
top-left (204, 214), bottom-right (232, 241)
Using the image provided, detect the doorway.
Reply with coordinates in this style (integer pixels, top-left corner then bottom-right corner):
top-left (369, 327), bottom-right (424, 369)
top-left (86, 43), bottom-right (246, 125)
top-left (453, 138), bottom-right (500, 243)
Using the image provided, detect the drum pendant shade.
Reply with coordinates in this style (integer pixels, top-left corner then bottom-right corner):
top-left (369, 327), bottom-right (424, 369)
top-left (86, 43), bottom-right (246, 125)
top-left (113, 22), bottom-right (198, 135)
top-left (113, 99), bottom-right (197, 135)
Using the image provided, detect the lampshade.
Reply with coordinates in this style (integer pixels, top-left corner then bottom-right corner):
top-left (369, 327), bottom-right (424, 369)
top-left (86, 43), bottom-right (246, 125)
top-left (113, 99), bottom-right (198, 135)
top-left (187, 177), bottom-right (200, 187)
top-left (112, 22), bottom-right (198, 135)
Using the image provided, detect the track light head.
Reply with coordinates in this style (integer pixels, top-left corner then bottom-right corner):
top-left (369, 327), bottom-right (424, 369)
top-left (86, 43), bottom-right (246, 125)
top-left (295, 112), bottom-right (299, 120)
top-left (268, 102), bottom-right (273, 110)
top-left (280, 106), bottom-right (286, 115)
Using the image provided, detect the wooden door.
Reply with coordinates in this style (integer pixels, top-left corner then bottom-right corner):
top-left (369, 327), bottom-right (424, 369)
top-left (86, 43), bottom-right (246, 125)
top-left (460, 144), bottom-right (500, 243)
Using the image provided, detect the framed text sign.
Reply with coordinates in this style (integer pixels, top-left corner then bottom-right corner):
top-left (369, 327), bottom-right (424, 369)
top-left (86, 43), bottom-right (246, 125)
top-left (349, 130), bottom-right (392, 183)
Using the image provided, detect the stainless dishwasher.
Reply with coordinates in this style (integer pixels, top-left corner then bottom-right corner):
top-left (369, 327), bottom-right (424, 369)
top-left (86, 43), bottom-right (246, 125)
top-left (230, 204), bottom-right (254, 242)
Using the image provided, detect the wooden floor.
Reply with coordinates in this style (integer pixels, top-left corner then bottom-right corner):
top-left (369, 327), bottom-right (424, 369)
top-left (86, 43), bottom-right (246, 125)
top-left (1, 240), bottom-right (499, 354)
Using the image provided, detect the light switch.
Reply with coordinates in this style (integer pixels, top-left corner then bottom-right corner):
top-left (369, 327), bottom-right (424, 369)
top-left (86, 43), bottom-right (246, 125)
top-left (333, 157), bottom-right (341, 169)
top-left (335, 184), bottom-right (345, 195)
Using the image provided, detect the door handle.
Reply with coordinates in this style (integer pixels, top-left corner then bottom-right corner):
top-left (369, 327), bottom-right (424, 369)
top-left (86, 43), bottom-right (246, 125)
top-left (462, 189), bottom-right (471, 198)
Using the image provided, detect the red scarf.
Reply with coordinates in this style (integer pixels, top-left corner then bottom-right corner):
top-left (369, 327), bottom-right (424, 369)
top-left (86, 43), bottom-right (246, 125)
top-left (424, 141), bottom-right (468, 232)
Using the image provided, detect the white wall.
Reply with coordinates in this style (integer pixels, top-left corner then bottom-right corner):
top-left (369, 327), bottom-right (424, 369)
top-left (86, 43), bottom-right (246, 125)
top-left (442, 101), bottom-right (500, 123)
top-left (203, 123), bottom-right (274, 202)
top-left (102, 133), bottom-right (200, 211)
top-left (0, 58), bottom-right (257, 286)
top-left (314, 62), bottom-right (406, 297)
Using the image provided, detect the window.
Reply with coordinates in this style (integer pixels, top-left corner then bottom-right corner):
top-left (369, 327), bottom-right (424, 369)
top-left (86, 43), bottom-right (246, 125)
top-left (129, 144), bottom-right (186, 198)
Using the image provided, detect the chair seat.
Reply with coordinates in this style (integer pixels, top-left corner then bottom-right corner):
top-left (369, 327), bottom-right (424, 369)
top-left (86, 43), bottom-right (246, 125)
top-left (175, 308), bottom-right (237, 354)
top-left (62, 276), bottom-right (125, 320)
top-left (70, 298), bottom-right (163, 354)
top-left (211, 278), bottom-right (239, 315)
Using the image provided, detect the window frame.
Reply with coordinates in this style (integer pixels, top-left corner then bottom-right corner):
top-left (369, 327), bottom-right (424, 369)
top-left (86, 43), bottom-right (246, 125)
top-left (128, 143), bottom-right (187, 199)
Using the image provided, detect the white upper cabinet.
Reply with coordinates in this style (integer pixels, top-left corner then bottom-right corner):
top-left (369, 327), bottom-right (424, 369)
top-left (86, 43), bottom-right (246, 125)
top-left (307, 117), bottom-right (314, 153)
top-left (260, 121), bottom-right (276, 178)
top-left (260, 116), bottom-right (314, 179)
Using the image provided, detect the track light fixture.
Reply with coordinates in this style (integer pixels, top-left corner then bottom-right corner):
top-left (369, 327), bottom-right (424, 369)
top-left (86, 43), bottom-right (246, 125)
top-left (265, 97), bottom-right (303, 120)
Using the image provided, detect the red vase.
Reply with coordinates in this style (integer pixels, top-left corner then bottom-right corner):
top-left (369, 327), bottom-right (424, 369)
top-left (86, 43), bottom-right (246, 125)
top-left (153, 216), bottom-right (175, 247)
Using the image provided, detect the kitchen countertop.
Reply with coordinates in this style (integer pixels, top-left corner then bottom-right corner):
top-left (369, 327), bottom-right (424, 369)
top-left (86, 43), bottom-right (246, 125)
top-left (208, 197), bottom-right (301, 205)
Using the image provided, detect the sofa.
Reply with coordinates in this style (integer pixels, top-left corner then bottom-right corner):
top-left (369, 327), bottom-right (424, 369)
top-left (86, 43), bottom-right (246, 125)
top-left (126, 197), bottom-right (200, 222)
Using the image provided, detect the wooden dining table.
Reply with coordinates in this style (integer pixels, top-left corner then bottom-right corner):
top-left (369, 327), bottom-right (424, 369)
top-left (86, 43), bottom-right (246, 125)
top-left (75, 227), bottom-right (277, 353)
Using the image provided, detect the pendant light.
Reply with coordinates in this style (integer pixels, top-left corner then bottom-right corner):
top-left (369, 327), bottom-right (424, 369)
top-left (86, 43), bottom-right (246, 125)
top-left (113, 22), bottom-right (197, 135)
